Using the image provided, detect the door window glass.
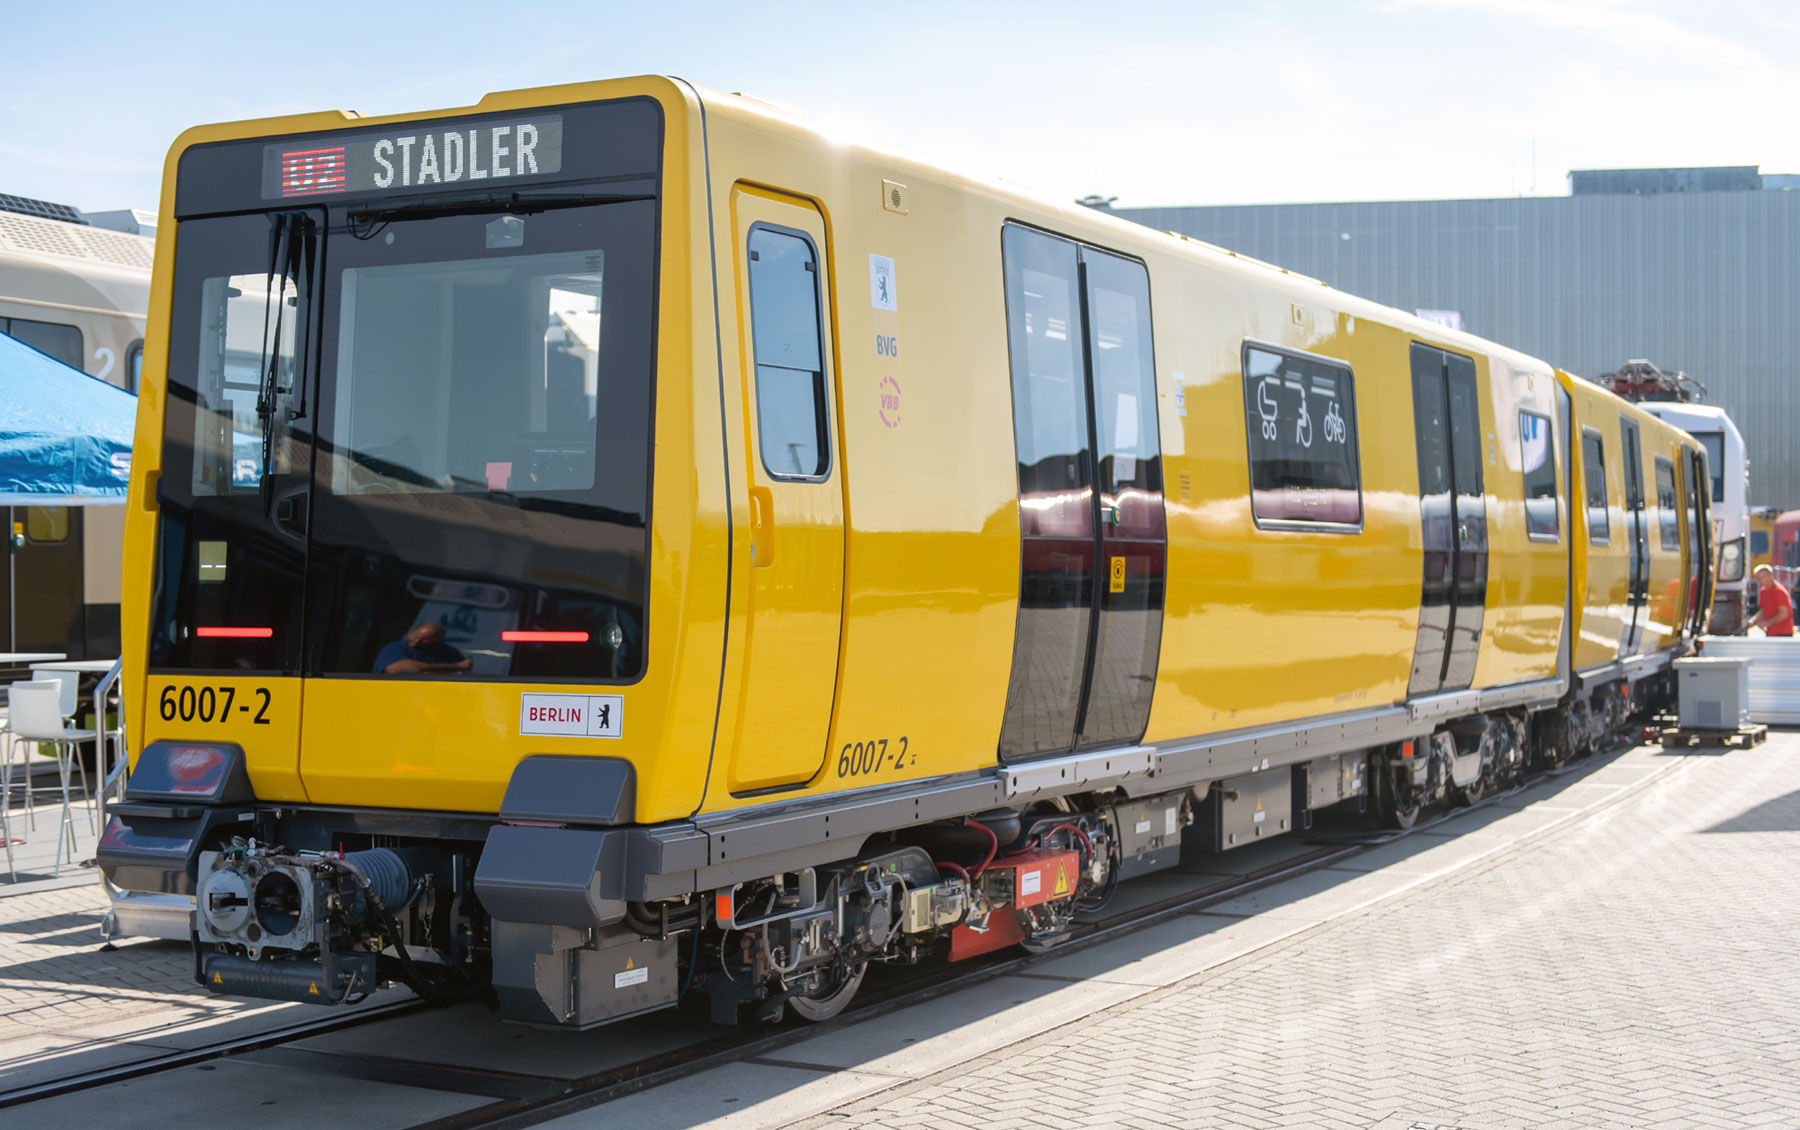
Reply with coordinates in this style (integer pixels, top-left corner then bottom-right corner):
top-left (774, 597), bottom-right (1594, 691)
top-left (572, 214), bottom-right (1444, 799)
top-left (25, 506), bottom-right (69, 544)
top-left (1004, 231), bottom-right (1088, 529)
top-left (1656, 457), bottom-right (1679, 550)
top-left (1243, 345), bottom-right (1360, 526)
top-left (1085, 253), bottom-right (1159, 497)
top-left (1520, 410), bottom-right (1558, 540)
top-left (1445, 359), bottom-right (1483, 495)
top-left (1582, 430), bottom-right (1609, 545)
top-left (747, 226), bottom-right (828, 479)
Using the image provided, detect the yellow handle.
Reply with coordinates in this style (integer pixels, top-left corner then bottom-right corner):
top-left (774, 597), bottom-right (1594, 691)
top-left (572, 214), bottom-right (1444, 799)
top-left (749, 486), bottom-right (774, 568)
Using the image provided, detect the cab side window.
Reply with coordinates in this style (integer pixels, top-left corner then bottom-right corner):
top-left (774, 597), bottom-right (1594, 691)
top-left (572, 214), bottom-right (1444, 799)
top-left (1519, 410), bottom-right (1558, 540)
top-left (1582, 429), bottom-right (1609, 545)
top-left (746, 226), bottom-right (829, 479)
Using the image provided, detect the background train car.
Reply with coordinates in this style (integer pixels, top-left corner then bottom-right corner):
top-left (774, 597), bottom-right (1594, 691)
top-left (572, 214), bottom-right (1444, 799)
top-left (1639, 402), bottom-right (1748, 632)
top-left (102, 77), bottom-right (1707, 1031)
top-left (0, 196), bottom-right (152, 660)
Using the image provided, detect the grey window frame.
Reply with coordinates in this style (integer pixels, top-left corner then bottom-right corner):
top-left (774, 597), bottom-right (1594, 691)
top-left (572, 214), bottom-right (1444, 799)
top-left (1241, 338), bottom-right (1364, 534)
top-left (1581, 426), bottom-right (1610, 546)
top-left (1519, 408), bottom-right (1560, 543)
top-left (745, 221), bottom-right (832, 483)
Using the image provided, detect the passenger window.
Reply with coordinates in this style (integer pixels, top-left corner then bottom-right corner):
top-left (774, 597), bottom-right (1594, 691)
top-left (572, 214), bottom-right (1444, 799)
top-left (25, 505), bottom-right (69, 544)
top-left (1582, 429), bottom-right (1609, 545)
top-left (1242, 345), bottom-right (1361, 527)
top-left (1519, 410), bottom-right (1558, 540)
top-left (747, 226), bottom-right (829, 479)
top-left (1655, 458), bottom-right (1680, 550)
top-left (5, 317), bottom-right (84, 371)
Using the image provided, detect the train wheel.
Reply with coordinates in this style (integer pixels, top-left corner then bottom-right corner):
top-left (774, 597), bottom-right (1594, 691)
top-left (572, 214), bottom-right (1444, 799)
top-left (787, 962), bottom-right (866, 1023)
top-left (1450, 770), bottom-right (1487, 807)
top-left (1567, 698), bottom-right (1595, 759)
top-left (1372, 752), bottom-right (1421, 830)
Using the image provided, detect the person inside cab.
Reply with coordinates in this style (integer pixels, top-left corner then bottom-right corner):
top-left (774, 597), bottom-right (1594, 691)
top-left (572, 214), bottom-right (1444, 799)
top-left (374, 621), bottom-right (473, 673)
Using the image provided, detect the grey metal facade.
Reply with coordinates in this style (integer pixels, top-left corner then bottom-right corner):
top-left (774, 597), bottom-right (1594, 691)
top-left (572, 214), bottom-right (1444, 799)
top-left (1115, 190), bottom-right (1800, 506)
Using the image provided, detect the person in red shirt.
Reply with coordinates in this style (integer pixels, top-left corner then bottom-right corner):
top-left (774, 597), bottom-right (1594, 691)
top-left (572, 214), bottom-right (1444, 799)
top-left (1750, 565), bottom-right (1794, 637)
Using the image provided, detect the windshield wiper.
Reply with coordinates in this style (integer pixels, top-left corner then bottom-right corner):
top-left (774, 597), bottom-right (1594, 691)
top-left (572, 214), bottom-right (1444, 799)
top-left (347, 190), bottom-right (653, 235)
top-left (256, 214), bottom-right (297, 510)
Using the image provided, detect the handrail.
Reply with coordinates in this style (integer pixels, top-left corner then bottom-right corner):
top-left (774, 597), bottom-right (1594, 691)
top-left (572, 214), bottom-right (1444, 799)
top-left (92, 657), bottom-right (125, 841)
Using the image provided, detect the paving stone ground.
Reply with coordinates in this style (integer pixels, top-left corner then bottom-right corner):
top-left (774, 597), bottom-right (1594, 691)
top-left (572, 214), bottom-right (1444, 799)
top-left (778, 739), bottom-right (1800, 1130)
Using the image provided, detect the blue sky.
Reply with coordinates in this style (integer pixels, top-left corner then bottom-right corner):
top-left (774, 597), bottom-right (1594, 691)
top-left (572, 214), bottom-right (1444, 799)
top-left (3, 0), bottom-right (1796, 213)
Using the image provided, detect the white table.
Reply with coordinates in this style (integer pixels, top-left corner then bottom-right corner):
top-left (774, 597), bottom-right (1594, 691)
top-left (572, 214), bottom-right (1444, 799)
top-left (0, 652), bottom-right (65, 665)
top-left (28, 660), bottom-right (117, 674)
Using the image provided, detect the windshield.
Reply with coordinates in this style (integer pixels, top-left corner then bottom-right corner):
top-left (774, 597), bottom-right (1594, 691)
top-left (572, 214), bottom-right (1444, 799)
top-left (152, 176), bottom-right (658, 681)
top-left (308, 202), bottom-right (654, 679)
top-left (1698, 432), bottom-right (1725, 503)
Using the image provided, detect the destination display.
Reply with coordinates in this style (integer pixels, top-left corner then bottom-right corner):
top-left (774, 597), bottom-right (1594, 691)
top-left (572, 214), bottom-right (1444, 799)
top-left (261, 114), bottom-right (565, 200)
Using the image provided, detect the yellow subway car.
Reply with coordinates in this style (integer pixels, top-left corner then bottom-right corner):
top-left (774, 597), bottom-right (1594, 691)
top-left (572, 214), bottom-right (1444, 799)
top-left (102, 77), bottom-right (1709, 1028)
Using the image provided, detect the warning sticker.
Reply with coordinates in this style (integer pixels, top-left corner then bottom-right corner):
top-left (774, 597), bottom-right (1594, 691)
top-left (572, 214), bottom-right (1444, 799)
top-left (1020, 869), bottom-right (1042, 897)
top-left (1109, 556), bottom-right (1127, 594)
top-left (1052, 861), bottom-right (1071, 898)
top-left (614, 966), bottom-right (650, 989)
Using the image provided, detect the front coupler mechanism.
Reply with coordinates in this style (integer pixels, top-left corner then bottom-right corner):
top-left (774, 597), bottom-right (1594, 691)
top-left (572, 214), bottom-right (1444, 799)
top-left (194, 841), bottom-right (443, 1005)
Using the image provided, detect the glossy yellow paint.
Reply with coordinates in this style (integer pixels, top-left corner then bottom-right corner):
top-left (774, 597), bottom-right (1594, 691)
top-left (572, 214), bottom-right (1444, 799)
top-left (694, 96), bottom-right (1021, 813)
top-left (723, 185), bottom-right (845, 793)
top-left (127, 77), bottom-right (1707, 833)
top-left (1565, 376), bottom-right (1631, 670)
top-left (1469, 351), bottom-right (1566, 688)
top-left (126, 77), bottom-right (732, 822)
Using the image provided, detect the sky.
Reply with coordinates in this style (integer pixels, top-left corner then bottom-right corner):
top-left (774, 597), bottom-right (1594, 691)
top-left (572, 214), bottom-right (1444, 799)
top-left (3, 0), bottom-right (1797, 215)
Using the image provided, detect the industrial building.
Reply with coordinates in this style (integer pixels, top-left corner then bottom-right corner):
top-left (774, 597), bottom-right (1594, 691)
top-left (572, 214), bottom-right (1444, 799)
top-left (1111, 167), bottom-right (1800, 506)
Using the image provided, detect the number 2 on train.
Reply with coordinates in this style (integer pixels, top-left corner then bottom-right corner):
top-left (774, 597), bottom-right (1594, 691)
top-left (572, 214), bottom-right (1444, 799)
top-left (837, 736), bottom-right (910, 777)
top-left (159, 684), bottom-right (272, 725)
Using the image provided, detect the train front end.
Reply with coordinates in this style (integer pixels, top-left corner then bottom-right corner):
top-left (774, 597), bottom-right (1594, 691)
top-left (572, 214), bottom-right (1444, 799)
top-left (101, 79), bottom-right (727, 1022)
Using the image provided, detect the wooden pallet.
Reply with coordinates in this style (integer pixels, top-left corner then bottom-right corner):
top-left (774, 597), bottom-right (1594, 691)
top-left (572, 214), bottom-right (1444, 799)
top-left (1659, 723), bottom-right (1768, 750)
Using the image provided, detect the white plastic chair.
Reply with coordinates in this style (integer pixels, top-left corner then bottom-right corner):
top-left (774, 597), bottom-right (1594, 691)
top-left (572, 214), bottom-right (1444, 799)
top-left (0, 698), bottom-right (13, 881)
top-left (37, 668), bottom-right (81, 721)
top-left (8, 682), bottom-right (96, 876)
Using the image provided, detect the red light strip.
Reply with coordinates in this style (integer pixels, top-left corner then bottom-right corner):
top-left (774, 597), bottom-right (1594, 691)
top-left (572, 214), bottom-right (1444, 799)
top-left (501, 630), bottom-right (590, 643)
top-left (196, 627), bottom-right (274, 639)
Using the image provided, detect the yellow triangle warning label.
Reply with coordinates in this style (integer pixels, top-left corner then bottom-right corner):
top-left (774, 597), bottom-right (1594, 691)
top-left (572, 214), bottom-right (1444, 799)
top-left (307, 982), bottom-right (320, 996)
top-left (625, 957), bottom-right (635, 970)
top-left (1053, 861), bottom-right (1071, 898)
top-left (211, 972), bottom-right (223, 985)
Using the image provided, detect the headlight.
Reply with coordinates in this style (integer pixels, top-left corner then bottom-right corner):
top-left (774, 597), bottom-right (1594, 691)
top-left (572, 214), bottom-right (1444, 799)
top-left (1720, 537), bottom-right (1745, 582)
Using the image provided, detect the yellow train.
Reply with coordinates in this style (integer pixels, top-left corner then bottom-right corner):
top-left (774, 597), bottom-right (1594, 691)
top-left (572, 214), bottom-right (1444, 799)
top-left (100, 77), bottom-right (1712, 1028)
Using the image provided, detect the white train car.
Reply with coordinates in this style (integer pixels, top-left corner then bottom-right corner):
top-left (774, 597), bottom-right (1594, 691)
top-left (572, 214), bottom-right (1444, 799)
top-left (0, 195), bottom-right (153, 659)
top-left (1639, 402), bottom-right (1750, 631)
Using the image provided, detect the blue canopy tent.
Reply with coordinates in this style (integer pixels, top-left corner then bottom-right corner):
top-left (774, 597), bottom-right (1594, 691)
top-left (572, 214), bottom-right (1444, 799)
top-left (0, 331), bottom-right (135, 505)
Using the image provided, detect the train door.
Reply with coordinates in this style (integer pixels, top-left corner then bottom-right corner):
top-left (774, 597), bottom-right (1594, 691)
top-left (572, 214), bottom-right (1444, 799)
top-left (9, 505), bottom-right (85, 656)
top-left (1685, 448), bottom-right (1714, 636)
top-left (726, 188), bottom-right (845, 791)
top-left (1407, 344), bottom-right (1487, 695)
top-left (997, 224), bottom-right (1165, 761)
top-left (1619, 418), bottom-right (1649, 652)
top-left (1555, 385), bottom-right (1574, 681)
